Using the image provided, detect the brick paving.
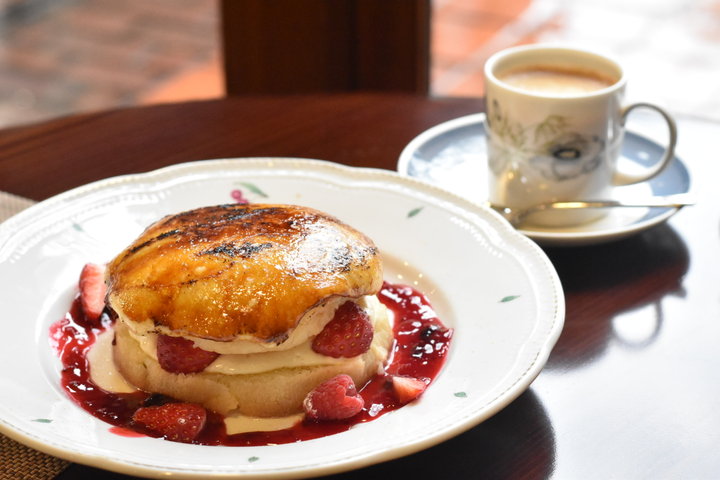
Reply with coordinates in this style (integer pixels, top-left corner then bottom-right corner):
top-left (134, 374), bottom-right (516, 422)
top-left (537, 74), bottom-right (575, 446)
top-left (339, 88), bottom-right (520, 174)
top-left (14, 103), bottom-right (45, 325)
top-left (0, 0), bottom-right (219, 128)
top-left (1, 0), bottom-right (719, 129)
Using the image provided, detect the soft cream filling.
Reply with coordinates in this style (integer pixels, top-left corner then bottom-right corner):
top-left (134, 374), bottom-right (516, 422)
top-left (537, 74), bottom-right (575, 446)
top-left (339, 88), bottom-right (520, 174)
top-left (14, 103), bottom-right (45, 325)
top-left (224, 413), bottom-right (305, 435)
top-left (90, 295), bottom-right (393, 433)
top-left (87, 328), bottom-right (138, 394)
top-left (87, 332), bottom-right (308, 434)
top-left (122, 295), bottom-right (392, 375)
top-left (123, 295), bottom-right (352, 355)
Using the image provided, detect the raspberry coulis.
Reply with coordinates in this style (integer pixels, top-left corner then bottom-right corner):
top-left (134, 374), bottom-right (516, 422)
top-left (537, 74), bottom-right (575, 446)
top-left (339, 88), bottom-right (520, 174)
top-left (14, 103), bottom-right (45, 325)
top-left (50, 281), bottom-right (452, 445)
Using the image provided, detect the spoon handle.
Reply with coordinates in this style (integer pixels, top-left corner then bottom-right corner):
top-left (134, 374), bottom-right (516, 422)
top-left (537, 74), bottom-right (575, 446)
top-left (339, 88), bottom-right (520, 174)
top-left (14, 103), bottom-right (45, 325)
top-left (543, 194), bottom-right (695, 211)
top-left (492, 194), bottom-right (695, 226)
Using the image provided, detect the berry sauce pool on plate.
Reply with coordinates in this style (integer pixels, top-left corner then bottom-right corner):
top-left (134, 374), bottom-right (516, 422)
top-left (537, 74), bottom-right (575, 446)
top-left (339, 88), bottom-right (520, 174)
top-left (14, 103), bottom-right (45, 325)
top-left (49, 281), bottom-right (453, 445)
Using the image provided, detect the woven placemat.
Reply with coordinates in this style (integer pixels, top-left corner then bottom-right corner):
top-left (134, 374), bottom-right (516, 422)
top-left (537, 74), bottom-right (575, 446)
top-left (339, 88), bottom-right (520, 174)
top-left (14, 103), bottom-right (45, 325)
top-left (0, 435), bottom-right (69, 480)
top-left (0, 191), bottom-right (35, 223)
top-left (0, 191), bottom-right (69, 479)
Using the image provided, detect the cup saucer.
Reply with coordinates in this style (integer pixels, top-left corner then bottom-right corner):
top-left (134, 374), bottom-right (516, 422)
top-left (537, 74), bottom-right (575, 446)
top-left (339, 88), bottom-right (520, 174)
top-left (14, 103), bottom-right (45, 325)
top-left (397, 113), bottom-right (691, 247)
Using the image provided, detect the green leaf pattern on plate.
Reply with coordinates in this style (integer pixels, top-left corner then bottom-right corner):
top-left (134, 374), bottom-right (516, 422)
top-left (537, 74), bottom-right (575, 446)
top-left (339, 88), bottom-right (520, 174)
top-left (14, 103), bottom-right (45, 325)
top-left (237, 182), bottom-right (268, 198)
top-left (500, 295), bottom-right (521, 303)
top-left (407, 207), bottom-right (423, 218)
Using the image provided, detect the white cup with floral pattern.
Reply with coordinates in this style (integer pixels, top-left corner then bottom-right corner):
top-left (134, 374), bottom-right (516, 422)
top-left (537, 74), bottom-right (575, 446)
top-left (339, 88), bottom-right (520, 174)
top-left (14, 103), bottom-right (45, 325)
top-left (484, 44), bottom-right (677, 227)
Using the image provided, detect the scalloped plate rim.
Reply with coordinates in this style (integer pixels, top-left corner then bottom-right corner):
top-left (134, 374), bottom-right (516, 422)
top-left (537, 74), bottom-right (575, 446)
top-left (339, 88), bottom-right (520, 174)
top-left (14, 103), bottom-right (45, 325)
top-left (0, 157), bottom-right (564, 479)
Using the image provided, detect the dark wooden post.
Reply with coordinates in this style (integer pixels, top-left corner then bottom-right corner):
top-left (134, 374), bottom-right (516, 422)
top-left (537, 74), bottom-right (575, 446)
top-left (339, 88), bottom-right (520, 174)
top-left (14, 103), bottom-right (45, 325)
top-left (220, 0), bottom-right (430, 94)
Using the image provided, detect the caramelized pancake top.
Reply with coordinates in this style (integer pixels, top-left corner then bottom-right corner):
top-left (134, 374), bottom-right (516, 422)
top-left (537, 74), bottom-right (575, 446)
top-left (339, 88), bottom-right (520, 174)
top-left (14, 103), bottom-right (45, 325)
top-left (106, 204), bottom-right (382, 341)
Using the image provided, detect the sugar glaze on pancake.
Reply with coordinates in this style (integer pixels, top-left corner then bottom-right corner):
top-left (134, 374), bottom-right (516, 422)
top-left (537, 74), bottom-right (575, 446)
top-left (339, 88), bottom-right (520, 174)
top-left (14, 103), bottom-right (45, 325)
top-left (106, 204), bottom-right (383, 342)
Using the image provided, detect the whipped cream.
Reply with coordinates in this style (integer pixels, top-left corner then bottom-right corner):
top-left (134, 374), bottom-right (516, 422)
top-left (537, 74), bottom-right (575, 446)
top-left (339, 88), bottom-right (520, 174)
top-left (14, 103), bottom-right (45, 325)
top-left (122, 295), bottom-right (392, 375)
top-left (123, 295), bottom-right (351, 354)
top-left (87, 332), bottom-right (307, 434)
top-left (87, 328), bottom-right (137, 394)
top-left (224, 413), bottom-right (304, 435)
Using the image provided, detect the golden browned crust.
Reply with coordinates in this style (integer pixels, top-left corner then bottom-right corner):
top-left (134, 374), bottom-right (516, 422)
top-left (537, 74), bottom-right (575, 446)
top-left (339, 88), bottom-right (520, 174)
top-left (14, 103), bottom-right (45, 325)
top-left (106, 204), bottom-right (382, 341)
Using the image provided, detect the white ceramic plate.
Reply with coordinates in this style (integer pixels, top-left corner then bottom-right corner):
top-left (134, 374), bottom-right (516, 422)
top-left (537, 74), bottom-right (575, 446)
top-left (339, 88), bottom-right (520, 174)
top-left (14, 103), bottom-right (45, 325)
top-left (398, 114), bottom-right (692, 246)
top-left (0, 158), bottom-right (563, 479)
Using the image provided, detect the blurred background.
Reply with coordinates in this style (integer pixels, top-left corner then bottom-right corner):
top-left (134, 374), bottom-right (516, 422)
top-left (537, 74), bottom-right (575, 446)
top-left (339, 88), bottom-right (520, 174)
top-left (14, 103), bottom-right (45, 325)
top-left (1, 0), bottom-right (719, 129)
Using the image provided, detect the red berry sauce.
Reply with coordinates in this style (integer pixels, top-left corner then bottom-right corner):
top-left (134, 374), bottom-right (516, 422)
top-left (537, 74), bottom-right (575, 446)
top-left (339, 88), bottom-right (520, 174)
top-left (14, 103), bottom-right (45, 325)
top-left (50, 281), bottom-right (453, 445)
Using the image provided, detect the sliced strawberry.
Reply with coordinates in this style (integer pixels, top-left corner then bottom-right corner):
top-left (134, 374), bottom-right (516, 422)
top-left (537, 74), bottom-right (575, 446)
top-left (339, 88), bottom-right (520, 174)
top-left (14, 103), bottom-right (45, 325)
top-left (391, 375), bottom-right (429, 404)
top-left (78, 263), bottom-right (107, 326)
top-left (132, 403), bottom-right (206, 443)
top-left (312, 301), bottom-right (373, 358)
top-left (156, 334), bottom-right (219, 374)
top-left (303, 374), bottom-right (364, 420)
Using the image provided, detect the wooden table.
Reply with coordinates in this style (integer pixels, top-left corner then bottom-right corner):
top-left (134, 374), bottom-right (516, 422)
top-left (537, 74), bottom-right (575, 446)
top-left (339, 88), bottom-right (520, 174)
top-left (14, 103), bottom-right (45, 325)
top-left (1, 93), bottom-right (718, 479)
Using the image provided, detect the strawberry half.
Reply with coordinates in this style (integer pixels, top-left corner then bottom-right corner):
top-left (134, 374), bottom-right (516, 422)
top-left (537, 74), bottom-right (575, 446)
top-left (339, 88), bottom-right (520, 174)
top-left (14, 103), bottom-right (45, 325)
top-left (303, 374), bottom-right (365, 421)
top-left (156, 334), bottom-right (219, 374)
top-left (132, 403), bottom-right (207, 443)
top-left (312, 301), bottom-right (373, 358)
top-left (391, 375), bottom-right (429, 404)
top-left (78, 263), bottom-right (107, 326)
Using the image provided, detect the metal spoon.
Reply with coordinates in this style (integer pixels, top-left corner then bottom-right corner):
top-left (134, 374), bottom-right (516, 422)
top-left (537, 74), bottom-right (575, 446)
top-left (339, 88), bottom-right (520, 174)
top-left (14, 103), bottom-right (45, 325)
top-left (490, 194), bottom-right (695, 227)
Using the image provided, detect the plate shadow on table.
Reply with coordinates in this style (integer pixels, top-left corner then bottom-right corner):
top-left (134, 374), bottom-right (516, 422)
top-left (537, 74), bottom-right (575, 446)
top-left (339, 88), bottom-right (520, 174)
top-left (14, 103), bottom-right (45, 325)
top-left (56, 390), bottom-right (554, 480)
top-left (328, 388), bottom-right (555, 480)
top-left (540, 224), bottom-right (689, 370)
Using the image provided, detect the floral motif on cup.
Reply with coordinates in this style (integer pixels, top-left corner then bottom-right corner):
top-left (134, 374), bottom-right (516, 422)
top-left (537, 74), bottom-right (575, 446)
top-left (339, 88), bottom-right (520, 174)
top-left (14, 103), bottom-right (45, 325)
top-left (487, 99), bottom-right (604, 181)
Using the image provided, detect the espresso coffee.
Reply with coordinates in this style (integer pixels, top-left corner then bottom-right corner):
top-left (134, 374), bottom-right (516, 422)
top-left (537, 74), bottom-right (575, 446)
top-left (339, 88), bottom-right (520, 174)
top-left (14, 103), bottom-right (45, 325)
top-left (497, 66), bottom-right (616, 96)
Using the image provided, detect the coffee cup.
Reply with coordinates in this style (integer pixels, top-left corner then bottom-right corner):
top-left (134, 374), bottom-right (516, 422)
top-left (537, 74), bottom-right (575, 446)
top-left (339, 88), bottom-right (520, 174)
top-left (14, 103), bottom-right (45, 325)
top-left (483, 44), bottom-right (677, 227)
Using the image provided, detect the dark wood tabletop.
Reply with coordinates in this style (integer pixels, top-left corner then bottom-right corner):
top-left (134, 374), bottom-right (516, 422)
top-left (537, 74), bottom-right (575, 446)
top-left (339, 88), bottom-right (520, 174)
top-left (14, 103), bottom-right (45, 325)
top-left (1, 93), bottom-right (718, 479)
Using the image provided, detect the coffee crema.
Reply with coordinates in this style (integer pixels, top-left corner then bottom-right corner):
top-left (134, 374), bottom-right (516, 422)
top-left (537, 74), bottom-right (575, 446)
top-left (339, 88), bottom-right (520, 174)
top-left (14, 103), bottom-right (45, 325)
top-left (497, 65), bottom-right (616, 96)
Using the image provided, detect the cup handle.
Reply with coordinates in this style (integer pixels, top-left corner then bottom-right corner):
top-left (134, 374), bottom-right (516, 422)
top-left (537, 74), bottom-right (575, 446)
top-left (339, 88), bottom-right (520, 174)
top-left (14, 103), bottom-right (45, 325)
top-left (613, 102), bottom-right (678, 186)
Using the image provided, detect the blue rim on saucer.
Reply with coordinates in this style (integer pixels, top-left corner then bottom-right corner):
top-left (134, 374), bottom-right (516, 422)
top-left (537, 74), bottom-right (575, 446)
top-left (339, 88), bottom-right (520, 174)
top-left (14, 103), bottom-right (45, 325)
top-left (397, 113), bottom-right (691, 247)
